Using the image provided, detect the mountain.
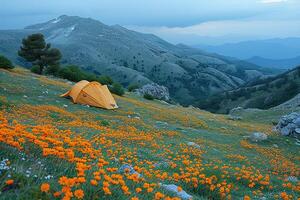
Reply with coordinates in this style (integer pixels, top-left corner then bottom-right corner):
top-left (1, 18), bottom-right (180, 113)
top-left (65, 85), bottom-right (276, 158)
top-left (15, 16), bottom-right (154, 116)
top-left (0, 15), bottom-right (275, 105)
top-left (195, 38), bottom-right (300, 60)
top-left (246, 56), bottom-right (300, 70)
top-left (197, 66), bottom-right (300, 113)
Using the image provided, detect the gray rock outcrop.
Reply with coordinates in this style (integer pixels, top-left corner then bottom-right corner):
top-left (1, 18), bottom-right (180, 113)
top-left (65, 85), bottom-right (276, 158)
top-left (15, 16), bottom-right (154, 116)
top-left (249, 132), bottom-right (268, 142)
top-left (136, 83), bottom-right (170, 101)
top-left (276, 112), bottom-right (300, 137)
top-left (160, 183), bottom-right (192, 200)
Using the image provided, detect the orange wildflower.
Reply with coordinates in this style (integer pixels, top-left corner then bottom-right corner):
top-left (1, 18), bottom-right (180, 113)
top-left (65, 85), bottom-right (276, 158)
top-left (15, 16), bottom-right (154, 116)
top-left (74, 189), bottom-right (84, 199)
top-left (5, 179), bottom-right (14, 185)
top-left (155, 192), bottom-right (165, 200)
top-left (244, 195), bottom-right (251, 200)
top-left (90, 179), bottom-right (98, 186)
top-left (41, 183), bottom-right (50, 192)
top-left (53, 191), bottom-right (61, 197)
top-left (147, 187), bottom-right (154, 193)
top-left (177, 186), bottom-right (182, 192)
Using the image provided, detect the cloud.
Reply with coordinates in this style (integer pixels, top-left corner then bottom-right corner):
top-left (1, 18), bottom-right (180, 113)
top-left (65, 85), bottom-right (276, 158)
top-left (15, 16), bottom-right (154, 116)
top-left (260, 0), bottom-right (288, 4)
top-left (127, 19), bottom-right (300, 45)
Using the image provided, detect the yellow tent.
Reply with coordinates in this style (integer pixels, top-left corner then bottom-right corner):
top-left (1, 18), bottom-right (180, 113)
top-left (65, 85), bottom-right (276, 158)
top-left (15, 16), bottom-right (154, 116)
top-left (61, 80), bottom-right (118, 109)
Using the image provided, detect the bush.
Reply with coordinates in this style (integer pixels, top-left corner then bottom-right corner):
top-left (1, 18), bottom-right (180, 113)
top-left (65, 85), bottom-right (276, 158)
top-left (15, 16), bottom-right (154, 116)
top-left (98, 75), bottom-right (113, 85)
top-left (128, 84), bottom-right (140, 92)
top-left (0, 55), bottom-right (14, 69)
top-left (143, 93), bottom-right (154, 100)
top-left (58, 65), bottom-right (115, 86)
top-left (58, 65), bottom-right (86, 82)
top-left (31, 65), bottom-right (41, 74)
top-left (100, 120), bottom-right (110, 127)
top-left (110, 83), bottom-right (125, 96)
top-left (45, 65), bottom-right (60, 75)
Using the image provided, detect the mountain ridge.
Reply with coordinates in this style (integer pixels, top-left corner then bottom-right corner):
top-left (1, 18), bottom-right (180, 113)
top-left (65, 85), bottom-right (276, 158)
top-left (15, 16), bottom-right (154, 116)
top-left (246, 56), bottom-right (300, 70)
top-left (0, 15), bottom-right (276, 105)
top-left (195, 37), bottom-right (300, 60)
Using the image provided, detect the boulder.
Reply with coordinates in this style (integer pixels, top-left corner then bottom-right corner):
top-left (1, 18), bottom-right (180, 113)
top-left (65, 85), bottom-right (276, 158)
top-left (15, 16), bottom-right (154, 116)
top-left (229, 107), bottom-right (243, 115)
top-left (136, 83), bottom-right (170, 101)
top-left (228, 115), bottom-right (242, 121)
top-left (287, 176), bottom-right (298, 183)
top-left (187, 142), bottom-right (201, 149)
top-left (154, 161), bottom-right (169, 168)
top-left (160, 183), bottom-right (192, 200)
top-left (249, 132), bottom-right (268, 142)
top-left (276, 112), bottom-right (300, 137)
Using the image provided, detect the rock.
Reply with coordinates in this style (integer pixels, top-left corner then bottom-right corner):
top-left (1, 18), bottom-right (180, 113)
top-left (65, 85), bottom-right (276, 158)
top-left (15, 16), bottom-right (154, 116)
top-left (136, 83), bottom-right (170, 101)
top-left (118, 164), bottom-right (141, 177)
top-left (228, 115), bottom-right (242, 121)
top-left (154, 161), bottom-right (169, 168)
top-left (280, 127), bottom-right (290, 136)
top-left (276, 112), bottom-right (300, 137)
top-left (249, 132), bottom-right (268, 142)
top-left (187, 142), bottom-right (201, 149)
top-left (295, 128), bottom-right (300, 134)
top-left (160, 184), bottom-right (192, 200)
top-left (155, 121), bottom-right (169, 127)
top-left (229, 107), bottom-right (243, 115)
top-left (128, 113), bottom-right (141, 119)
top-left (287, 176), bottom-right (298, 183)
top-left (293, 118), bottom-right (300, 126)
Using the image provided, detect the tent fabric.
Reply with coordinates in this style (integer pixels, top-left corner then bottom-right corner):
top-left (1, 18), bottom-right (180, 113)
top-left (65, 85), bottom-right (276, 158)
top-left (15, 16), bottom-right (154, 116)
top-left (61, 80), bottom-right (118, 109)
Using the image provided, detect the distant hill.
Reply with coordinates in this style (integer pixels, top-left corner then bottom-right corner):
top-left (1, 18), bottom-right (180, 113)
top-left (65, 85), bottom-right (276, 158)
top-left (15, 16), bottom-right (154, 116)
top-left (246, 56), bottom-right (300, 70)
top-left (196, 66), bottom-right (300, 113)
top-left (0, 15), bottom-right (276, 105)
top-left (195, 38), bottom-right (300, 60)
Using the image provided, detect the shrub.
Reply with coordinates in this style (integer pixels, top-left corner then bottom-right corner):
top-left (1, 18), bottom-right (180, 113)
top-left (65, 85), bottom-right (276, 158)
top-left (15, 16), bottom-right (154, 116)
top-left (0, 55), bottom-right (14, 69)
top-left (58, 65), bottom-right (114, 86)
top-left (58, 65), bottom-right (85, 82)
top-left (100, 120), bottom-right (110, 127)
top-left (31, 65), bottom-right (41, 74)
top-left (128, 84), bottom-right (140, 92)
top-left (143, 93), bottom-right (154, 100)
top-left (45, 64), bottom-right (60, 75)
top-left (110, 83), bottom-right (125, 96)
top-left (98, 75), bottom-right (113, 85)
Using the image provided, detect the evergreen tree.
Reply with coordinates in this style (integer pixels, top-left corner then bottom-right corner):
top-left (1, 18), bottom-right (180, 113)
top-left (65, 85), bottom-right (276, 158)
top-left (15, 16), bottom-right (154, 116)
top-left (18, 33), bottom-right (61, 74)
top-left (0, 55), bottom-right (14, 69)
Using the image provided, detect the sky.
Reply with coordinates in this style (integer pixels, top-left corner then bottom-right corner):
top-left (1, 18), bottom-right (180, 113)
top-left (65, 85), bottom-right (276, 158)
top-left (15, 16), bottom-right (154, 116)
top-left (1, 0), bottom-right (300, 45)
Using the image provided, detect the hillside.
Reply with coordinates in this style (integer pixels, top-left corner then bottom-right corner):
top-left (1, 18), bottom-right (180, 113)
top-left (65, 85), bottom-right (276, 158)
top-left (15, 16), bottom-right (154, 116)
top-left (0, 67), bottom-right (299, 199)
top-left (197, 66), bottom-right (300, 113)
top-left (246, 56), bottom-right (300, 70)
top-left (0, 15), bottom-right (275, 105)
top-left (195, 38), bottom-right (300, 60)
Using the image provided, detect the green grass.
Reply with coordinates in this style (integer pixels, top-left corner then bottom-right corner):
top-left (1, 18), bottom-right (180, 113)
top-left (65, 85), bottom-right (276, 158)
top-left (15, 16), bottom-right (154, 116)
top-left (0, 68), bottom-right (299, 200)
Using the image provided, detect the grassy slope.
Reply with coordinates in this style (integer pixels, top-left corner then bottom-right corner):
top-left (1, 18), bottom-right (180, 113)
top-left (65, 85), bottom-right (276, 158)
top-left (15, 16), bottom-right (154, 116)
top-left (0, 68), bottom-right (299, 200)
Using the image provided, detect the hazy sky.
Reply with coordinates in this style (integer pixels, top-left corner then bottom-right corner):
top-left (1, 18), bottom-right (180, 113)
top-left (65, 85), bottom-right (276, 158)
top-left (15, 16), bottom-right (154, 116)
top-left (1, 0), bottom-right (300, 45)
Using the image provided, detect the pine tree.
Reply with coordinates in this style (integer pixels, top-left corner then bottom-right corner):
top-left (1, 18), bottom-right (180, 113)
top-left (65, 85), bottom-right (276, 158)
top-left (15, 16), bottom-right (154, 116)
top-left (18, 33), bottom-right (61, 74)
